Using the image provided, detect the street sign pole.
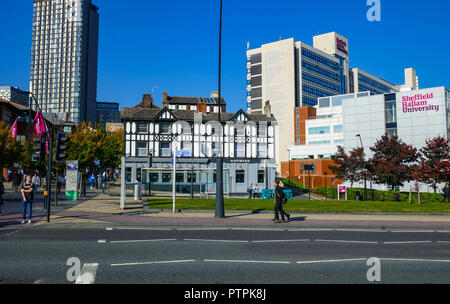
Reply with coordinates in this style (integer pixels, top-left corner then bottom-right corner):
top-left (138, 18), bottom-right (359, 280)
top-left (172, 147), bottom-right (176, 213)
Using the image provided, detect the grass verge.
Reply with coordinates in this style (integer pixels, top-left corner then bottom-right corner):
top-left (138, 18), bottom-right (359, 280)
top-left (148, 198), bottom-right (450, 213)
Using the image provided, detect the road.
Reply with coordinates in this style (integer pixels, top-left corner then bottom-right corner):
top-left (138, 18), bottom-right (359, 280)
top-left (1, 224), bottom-right (450, 284)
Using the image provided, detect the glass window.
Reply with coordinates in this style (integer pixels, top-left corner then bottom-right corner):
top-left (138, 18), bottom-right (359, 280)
top-left (236, 170), bottom-right (245, 184)
top-left (258, 170), bottom-right (264, 183)
top-left (308, 126), bottom-right (330, 135)
top-left (235, 143), bottom-right (245, 157)
top-left (125, 167), bottom-right (132, 183)
top-left (149, 172), bottom-right (159, 183)
top-left (162, 173), bottom-right (172, 183)
top-left (333, 125), bottom-right (343, 133)
top-left (160, 142), bottom-right (171, 157)
top-left (138, 123), bottom-right (148, 133)
top-left (160, 122), bottom-right (171, 134)
top-left (137, 142), bottom-right (148, 156)
top-left (176, 173), bottom-right (184, 183)
top-left (187, 172), bottom-right (197, 183)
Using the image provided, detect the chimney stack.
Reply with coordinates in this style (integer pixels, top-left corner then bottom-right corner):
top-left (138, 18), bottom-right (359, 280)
top-left (264, 100), bottom-right (271, 118)
top-left (162, 92), bottom-right (169, 108)
top-left (140, 94), bottom-right (154, 108)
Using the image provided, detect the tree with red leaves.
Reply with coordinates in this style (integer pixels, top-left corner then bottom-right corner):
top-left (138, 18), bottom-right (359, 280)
top-left (329, 146), bottom-right (365, 187)
top-left (369, 135), bottom-right (418, 190)
top-left (418, 136), bottom-right (450, 193)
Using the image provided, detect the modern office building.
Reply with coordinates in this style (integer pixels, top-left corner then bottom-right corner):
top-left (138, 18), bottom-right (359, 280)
top-left (286, 86), bottom-right (449, 191)
top-left (29, 0), bottom-right (99, 124)
top-left (350, 68), bottom-right (398, 95)
top-left (121, 94), bottom-right (277, 195)
top-left (246, 32), bottom-right (419, 171)
top-left (0, 86), bottom-right (30, 106)
top-left (96, 101), bottom-right (120, 127)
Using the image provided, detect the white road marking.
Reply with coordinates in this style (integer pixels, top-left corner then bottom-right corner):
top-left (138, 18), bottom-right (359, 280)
top-left (178, 228), bottom-right (231, 231)
top-left (436, 241), bottom-right (450, 244)
top-left (75, 263), bottom-right (99, 284)
top-left (287, 228), bottom-right (334, 232)
top-left (252, 239), bottom-right (310, 243)
top-left (114, 227), bottom-right (174, 231)
top-left (383, 241), bottom-right (433, 244)
top-left (296, 258), bottom-right (366, 264)
top-left (111, 260), bottom-right (196, 267)
top-left (314, 239), bottom-right (378, 244)
top-left (98, 239), bottom-right (106, 243)
top-left (106, 228), bottom-right (113, 231)
top-left (110, 239), bottom-right (177, 243)
top-left (380, 258), bottom-right (450, 263)
top-left (204, 259), bottom-right (290, 264)
top-left (183, 239), bottom-right (248, 243)
top-left (230, 228), bottom-right (284, 231)
top-left (334, 229), bottom-right (388, 233)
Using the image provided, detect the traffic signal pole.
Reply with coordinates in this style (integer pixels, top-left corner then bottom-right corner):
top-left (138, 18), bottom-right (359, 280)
top-left (45, 128), bottom-right (53, 222)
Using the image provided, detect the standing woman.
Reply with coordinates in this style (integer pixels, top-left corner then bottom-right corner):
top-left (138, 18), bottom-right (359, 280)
top-left (21, 175), bottom-right (34, 224)
top-left (273, 180), bottom-right (287, 223)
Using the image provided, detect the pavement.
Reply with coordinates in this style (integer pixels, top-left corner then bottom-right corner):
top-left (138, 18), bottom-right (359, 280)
top-left (1, 182), bottom-right (450, 230)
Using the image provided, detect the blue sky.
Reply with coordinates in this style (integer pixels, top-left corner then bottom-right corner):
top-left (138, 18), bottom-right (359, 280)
top-left (1, 0), bottom-right (449, 112)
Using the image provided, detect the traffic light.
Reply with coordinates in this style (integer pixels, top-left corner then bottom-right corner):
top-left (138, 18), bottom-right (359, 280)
top-left (55, 131), bottom-right (69, 163)
top-left (32, 133), bottom-right (46, 162)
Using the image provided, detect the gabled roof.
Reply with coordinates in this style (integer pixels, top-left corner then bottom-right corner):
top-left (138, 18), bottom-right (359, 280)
top-left (0, 97), bottom-right (29, 111)
top-left (121, 107), bottom-right (276, 123)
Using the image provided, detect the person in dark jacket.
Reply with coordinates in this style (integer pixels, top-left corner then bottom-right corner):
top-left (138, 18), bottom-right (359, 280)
top-left (273, 180), bottom-right (288, 223)
top-left (0, 178), bottom-right (4, 214)
top-left (443, 184), bottom-right (450, 203)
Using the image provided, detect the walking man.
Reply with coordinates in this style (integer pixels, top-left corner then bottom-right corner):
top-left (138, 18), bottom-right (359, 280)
top-left (273, 180), bottom-right (288, 223)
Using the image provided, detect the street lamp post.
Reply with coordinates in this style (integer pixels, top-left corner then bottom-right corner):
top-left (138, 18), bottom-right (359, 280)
top-left (287, 149), bottom-right (291, 186)
top-left (356, 134), bottom-right (367, 201)
top-left (215, 0), bottom-right (225, 218)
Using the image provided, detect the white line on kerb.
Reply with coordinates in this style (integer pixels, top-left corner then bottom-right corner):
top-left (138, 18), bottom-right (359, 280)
top-left (111, 260), bottom-right (196, 267)
top-left (252, 239), bottom-right (310, 243)
top-left (204, 259), bottom-right (290, 264)
top-left (75, 263), bottom-right (99, 284)
top-left (383, 241), bottom-right (433, 244)
top-left (296, 258), bottom-right (366, 264)
top-left (183, 239), bottom-right (248, 243)
top-left (314, 239), bottom-right (378, 244)
top-left (110, 239), bottom-right (177, 243)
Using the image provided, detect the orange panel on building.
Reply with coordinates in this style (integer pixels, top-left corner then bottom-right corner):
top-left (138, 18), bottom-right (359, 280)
top-left (281, 159), bottom-right (342, 189)
top-left (294, 107), bottom-right (316, 145)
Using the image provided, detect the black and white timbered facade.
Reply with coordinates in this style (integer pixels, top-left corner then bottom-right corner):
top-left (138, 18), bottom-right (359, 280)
top-left (121, 106), bottom-right (277, 195)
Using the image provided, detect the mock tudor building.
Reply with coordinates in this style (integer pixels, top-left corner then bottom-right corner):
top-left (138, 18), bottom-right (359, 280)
top-left (121, 94), bottom-right (277, 195)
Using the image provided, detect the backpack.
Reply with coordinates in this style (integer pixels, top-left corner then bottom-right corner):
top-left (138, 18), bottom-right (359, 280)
top-left (282, 191), bottom-right (288, 204)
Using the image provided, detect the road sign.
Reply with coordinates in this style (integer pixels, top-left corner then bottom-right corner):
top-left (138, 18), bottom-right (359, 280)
top-left (176, 149), bottom-right (192, 157)
top-left (338, 184), bottom-right (347, 201)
